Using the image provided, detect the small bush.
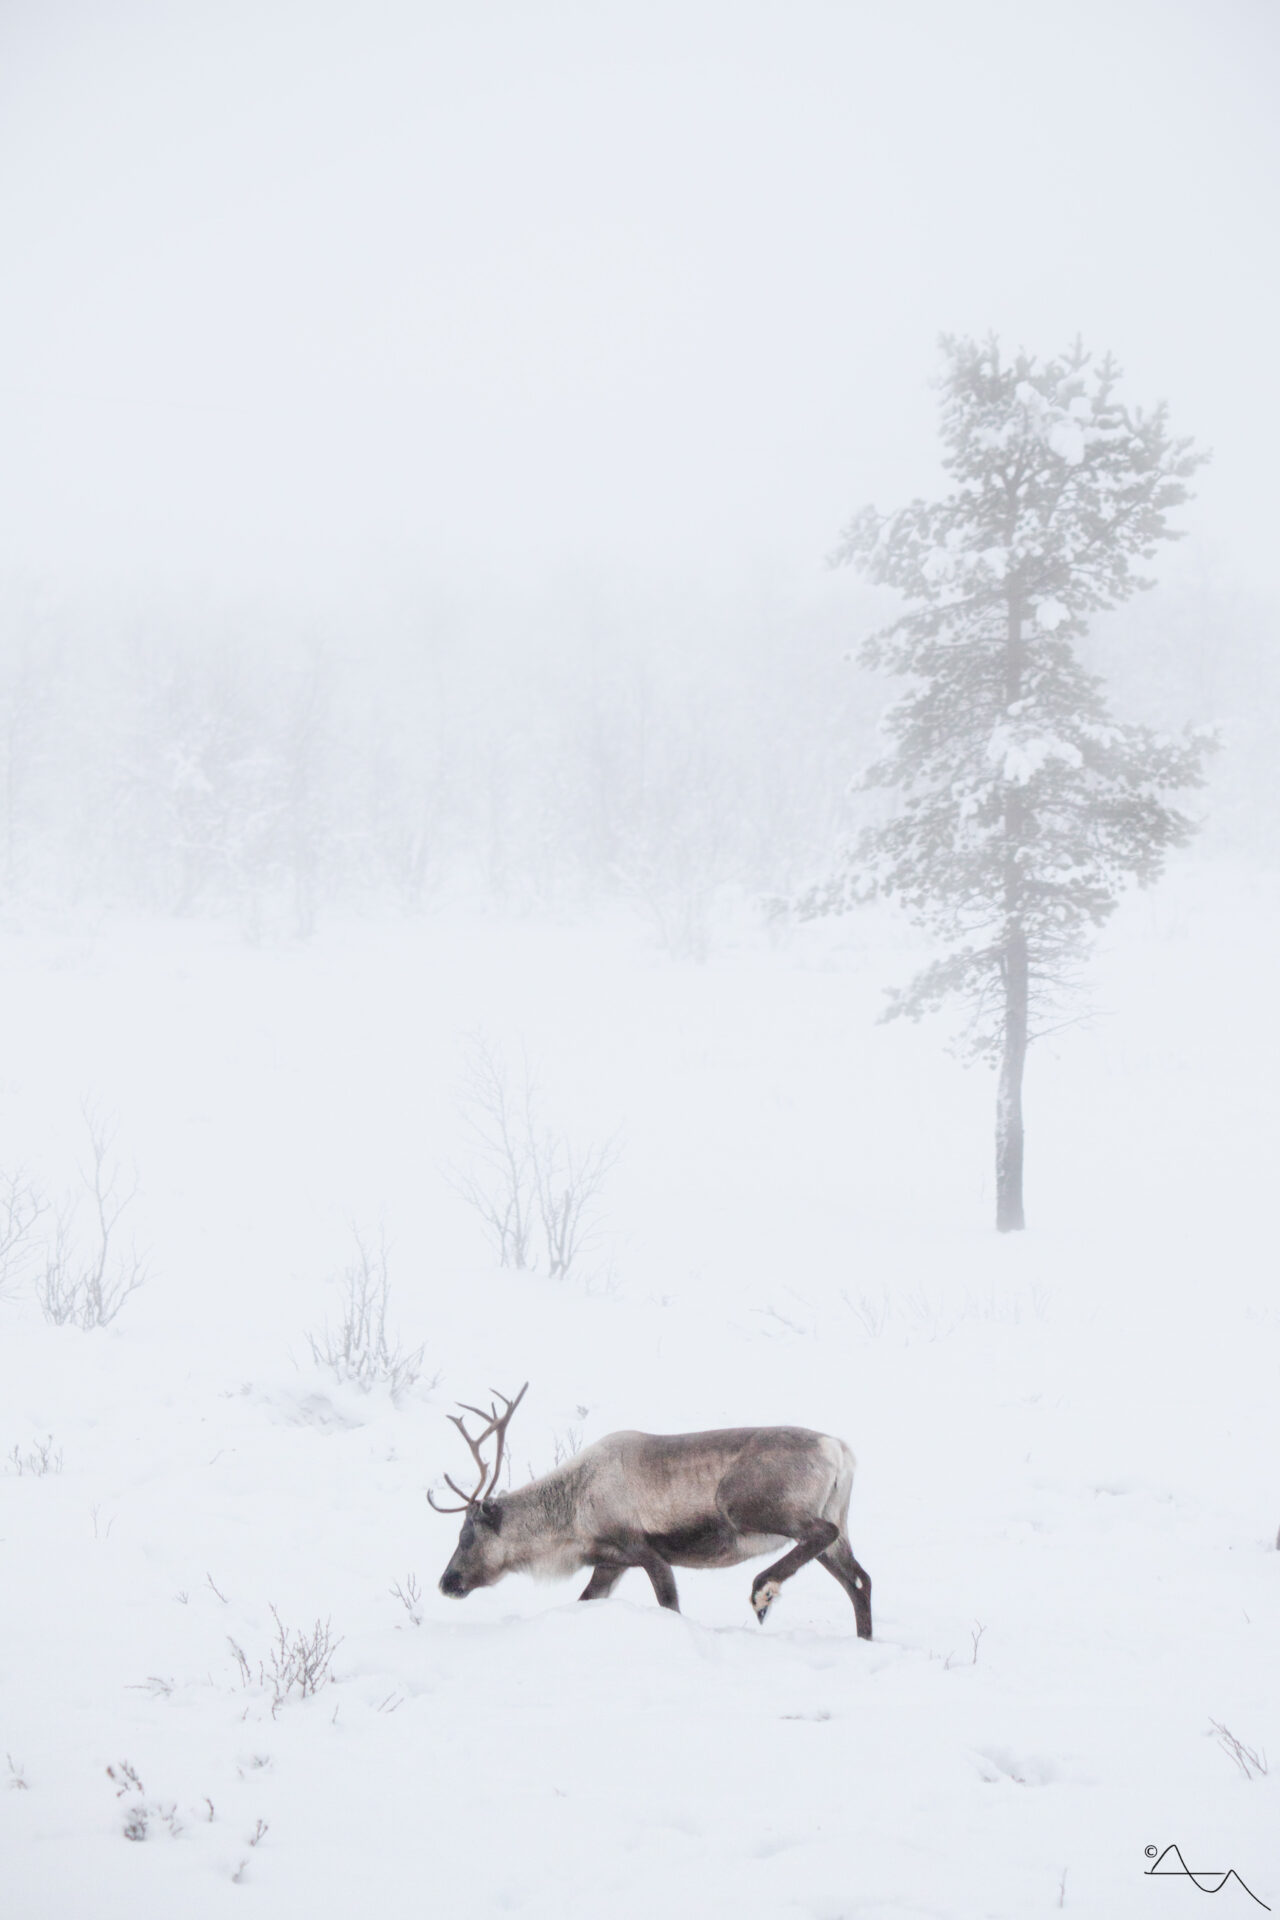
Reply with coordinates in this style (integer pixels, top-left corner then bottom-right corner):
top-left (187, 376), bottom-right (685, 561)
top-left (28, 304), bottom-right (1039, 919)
top-left (0, 1172), bottom-right (46, 1300)
top-left (36, 1111), bottom-right (148, 1329)
top-left (263, 1607), bottom-right (341, 1714)
top-left (106, 1760), bottom-right (182, 1842)
top-left (229, 1607), bottom-right (343, 1717)
top-left (306, 1229), bottom-right (424, 1398)
top-left (6, 1435), bottom-right (62, 1476)
top-left (451, 1037), bottom-right (619, 1280)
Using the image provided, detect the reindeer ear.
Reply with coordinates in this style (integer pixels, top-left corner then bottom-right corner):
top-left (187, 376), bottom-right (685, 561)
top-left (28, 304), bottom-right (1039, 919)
top-left (477, 1498), bottom-right (504, 1533)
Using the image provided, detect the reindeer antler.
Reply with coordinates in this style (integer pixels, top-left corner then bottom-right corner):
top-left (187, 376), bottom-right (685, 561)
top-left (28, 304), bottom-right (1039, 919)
top-left (427, 1382), bottom-right (529, 1513)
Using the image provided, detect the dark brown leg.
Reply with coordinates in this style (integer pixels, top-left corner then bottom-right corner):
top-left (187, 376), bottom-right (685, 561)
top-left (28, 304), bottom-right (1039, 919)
top-left (579, 1565), bottom-right (624, 1601)
top-left (631, 1545), bottom-right (680, 1610)
top-left (818, 1536), bottom-right (873, 1639)
top-left (583, 1543), bottom-right (680, 1611)
top-left (749, 1520), bottom-right (839, 1622)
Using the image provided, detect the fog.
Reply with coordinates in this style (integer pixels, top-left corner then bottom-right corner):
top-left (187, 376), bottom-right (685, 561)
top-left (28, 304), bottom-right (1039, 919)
top-left (1, 7), bottom-right (1276, 913)
top-left (1, 2), bottom-right (1277, 928)
top-left (4, 9), bottom-right (1280, 1915)
top-left (4, 0), bottom-right (1278, 600)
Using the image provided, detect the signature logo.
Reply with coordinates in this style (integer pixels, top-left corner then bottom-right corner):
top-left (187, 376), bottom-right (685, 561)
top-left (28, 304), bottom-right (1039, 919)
top-left (1146, 1844), bottom-right (1269, 1910)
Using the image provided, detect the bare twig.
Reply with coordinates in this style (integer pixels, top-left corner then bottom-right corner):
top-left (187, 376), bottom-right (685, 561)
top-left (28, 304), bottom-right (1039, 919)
top-left (389, 1574), bottom-right (423, 1626)
top-left (551, 1425), bottom-right (583, 1467)
top-left (1210, 1719), bottom-right (1268, 1779)
top-left (107, 1760), bottom-right (145, 1797)
top-left (125, 1676), bottom-right (174, 1699)
top-left (843, 1288), bottom-right (891, 1338)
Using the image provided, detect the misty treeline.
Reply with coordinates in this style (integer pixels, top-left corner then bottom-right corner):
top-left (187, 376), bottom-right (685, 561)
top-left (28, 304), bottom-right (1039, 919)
top-left (0, 586), bottom-right (875, 949)
top-left (0, 524), bottom-right (1271, 954)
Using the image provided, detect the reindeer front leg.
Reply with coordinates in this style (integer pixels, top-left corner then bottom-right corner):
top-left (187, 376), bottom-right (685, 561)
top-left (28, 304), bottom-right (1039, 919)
top-left (632, 1544), bottom-right (680, 1610)
top-left (579, 1565), bottom-right (624, 1601)
top-left (583, 1542), bottom-right (681, 1611)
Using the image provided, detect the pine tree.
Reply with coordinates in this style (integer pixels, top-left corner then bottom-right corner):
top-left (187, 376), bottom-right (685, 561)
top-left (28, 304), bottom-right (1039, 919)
top-left (816, 336), bottom-right (1212, 1231)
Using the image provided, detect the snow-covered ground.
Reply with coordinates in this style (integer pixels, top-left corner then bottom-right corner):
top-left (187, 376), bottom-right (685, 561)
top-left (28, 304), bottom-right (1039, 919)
top-left (1, 866), bottom-right (1276, 1918)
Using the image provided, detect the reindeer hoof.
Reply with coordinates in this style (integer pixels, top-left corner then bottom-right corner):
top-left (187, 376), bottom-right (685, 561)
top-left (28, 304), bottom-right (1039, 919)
top-left (752, 1579), bottom-right (781, 1623)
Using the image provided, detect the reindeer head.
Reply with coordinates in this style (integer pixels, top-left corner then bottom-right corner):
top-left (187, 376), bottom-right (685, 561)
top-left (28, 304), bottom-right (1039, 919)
top-left (431, 1384), bottom-right (528, 1598)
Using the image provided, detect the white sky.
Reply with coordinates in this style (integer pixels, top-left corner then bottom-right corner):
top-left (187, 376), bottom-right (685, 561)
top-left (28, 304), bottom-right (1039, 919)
top-left (1, 0), bottom-right (1277, 619)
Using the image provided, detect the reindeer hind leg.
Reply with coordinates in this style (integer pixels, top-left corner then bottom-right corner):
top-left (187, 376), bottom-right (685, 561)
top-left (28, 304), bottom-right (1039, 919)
top-left (817, 1535), bottom-right (873, 1639)
top-left (749, 1520), bottom-right (839, 1623)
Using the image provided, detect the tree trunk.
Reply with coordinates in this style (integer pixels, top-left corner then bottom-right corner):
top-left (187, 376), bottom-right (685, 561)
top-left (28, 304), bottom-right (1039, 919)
top-left (996, 924), bottom-right (1028, 1232)
top-left (995, 580), bottom-right (1029, 1233)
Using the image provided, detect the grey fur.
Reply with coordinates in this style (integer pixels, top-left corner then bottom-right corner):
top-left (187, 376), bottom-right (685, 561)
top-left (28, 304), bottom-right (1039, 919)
top-left (436, 1424), bottom-right (872, 1637)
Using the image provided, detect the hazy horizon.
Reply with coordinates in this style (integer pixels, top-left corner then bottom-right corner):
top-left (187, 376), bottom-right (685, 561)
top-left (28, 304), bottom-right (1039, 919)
top-left (3, 0), bottom-right (1277, 629)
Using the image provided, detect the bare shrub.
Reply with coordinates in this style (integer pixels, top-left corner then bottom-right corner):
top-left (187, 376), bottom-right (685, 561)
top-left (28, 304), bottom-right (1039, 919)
top-left (534, 1133), bottom-right (620, 1280)
top-left (6, 1435), bottom-right (62, 1476)
top-left (228, 1608), bottom-right (342, 1716)
top-left (843, 1288), bottom-right (892, 1338)
top-left (231, 1818), bottom-right (269, 1882)
top-left (106, 1760), bottom-right (182, 1842)
top-left (452, 1037), bottom-right (619, 1281)
top-left (36, 1111), bottom-right (148, 1329)
top-left (0, 1172), bottom-right (47, 1299)
top-left (449, 1038), bottom-right (538, 1269)
top-left (306, 1229), bottom-right (424, 1398)
top-left (125, 1676), bottom-right (174, 1699)
top-left (842, 1283), bottom-right (1049, 1344)
top-left (262, 1607), bottom-right (341, 1715)
top-left (390, 1574), bottom-right (423, 1625)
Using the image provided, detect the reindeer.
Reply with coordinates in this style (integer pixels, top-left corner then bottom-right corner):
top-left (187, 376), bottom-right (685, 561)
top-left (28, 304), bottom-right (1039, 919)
top-left (430, 1385), bottom-right (872, 1636)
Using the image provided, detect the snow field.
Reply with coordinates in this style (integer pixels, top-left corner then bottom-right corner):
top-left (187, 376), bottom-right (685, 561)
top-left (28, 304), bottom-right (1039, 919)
top-left (1, 867), bottom-right (1276, 1918)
